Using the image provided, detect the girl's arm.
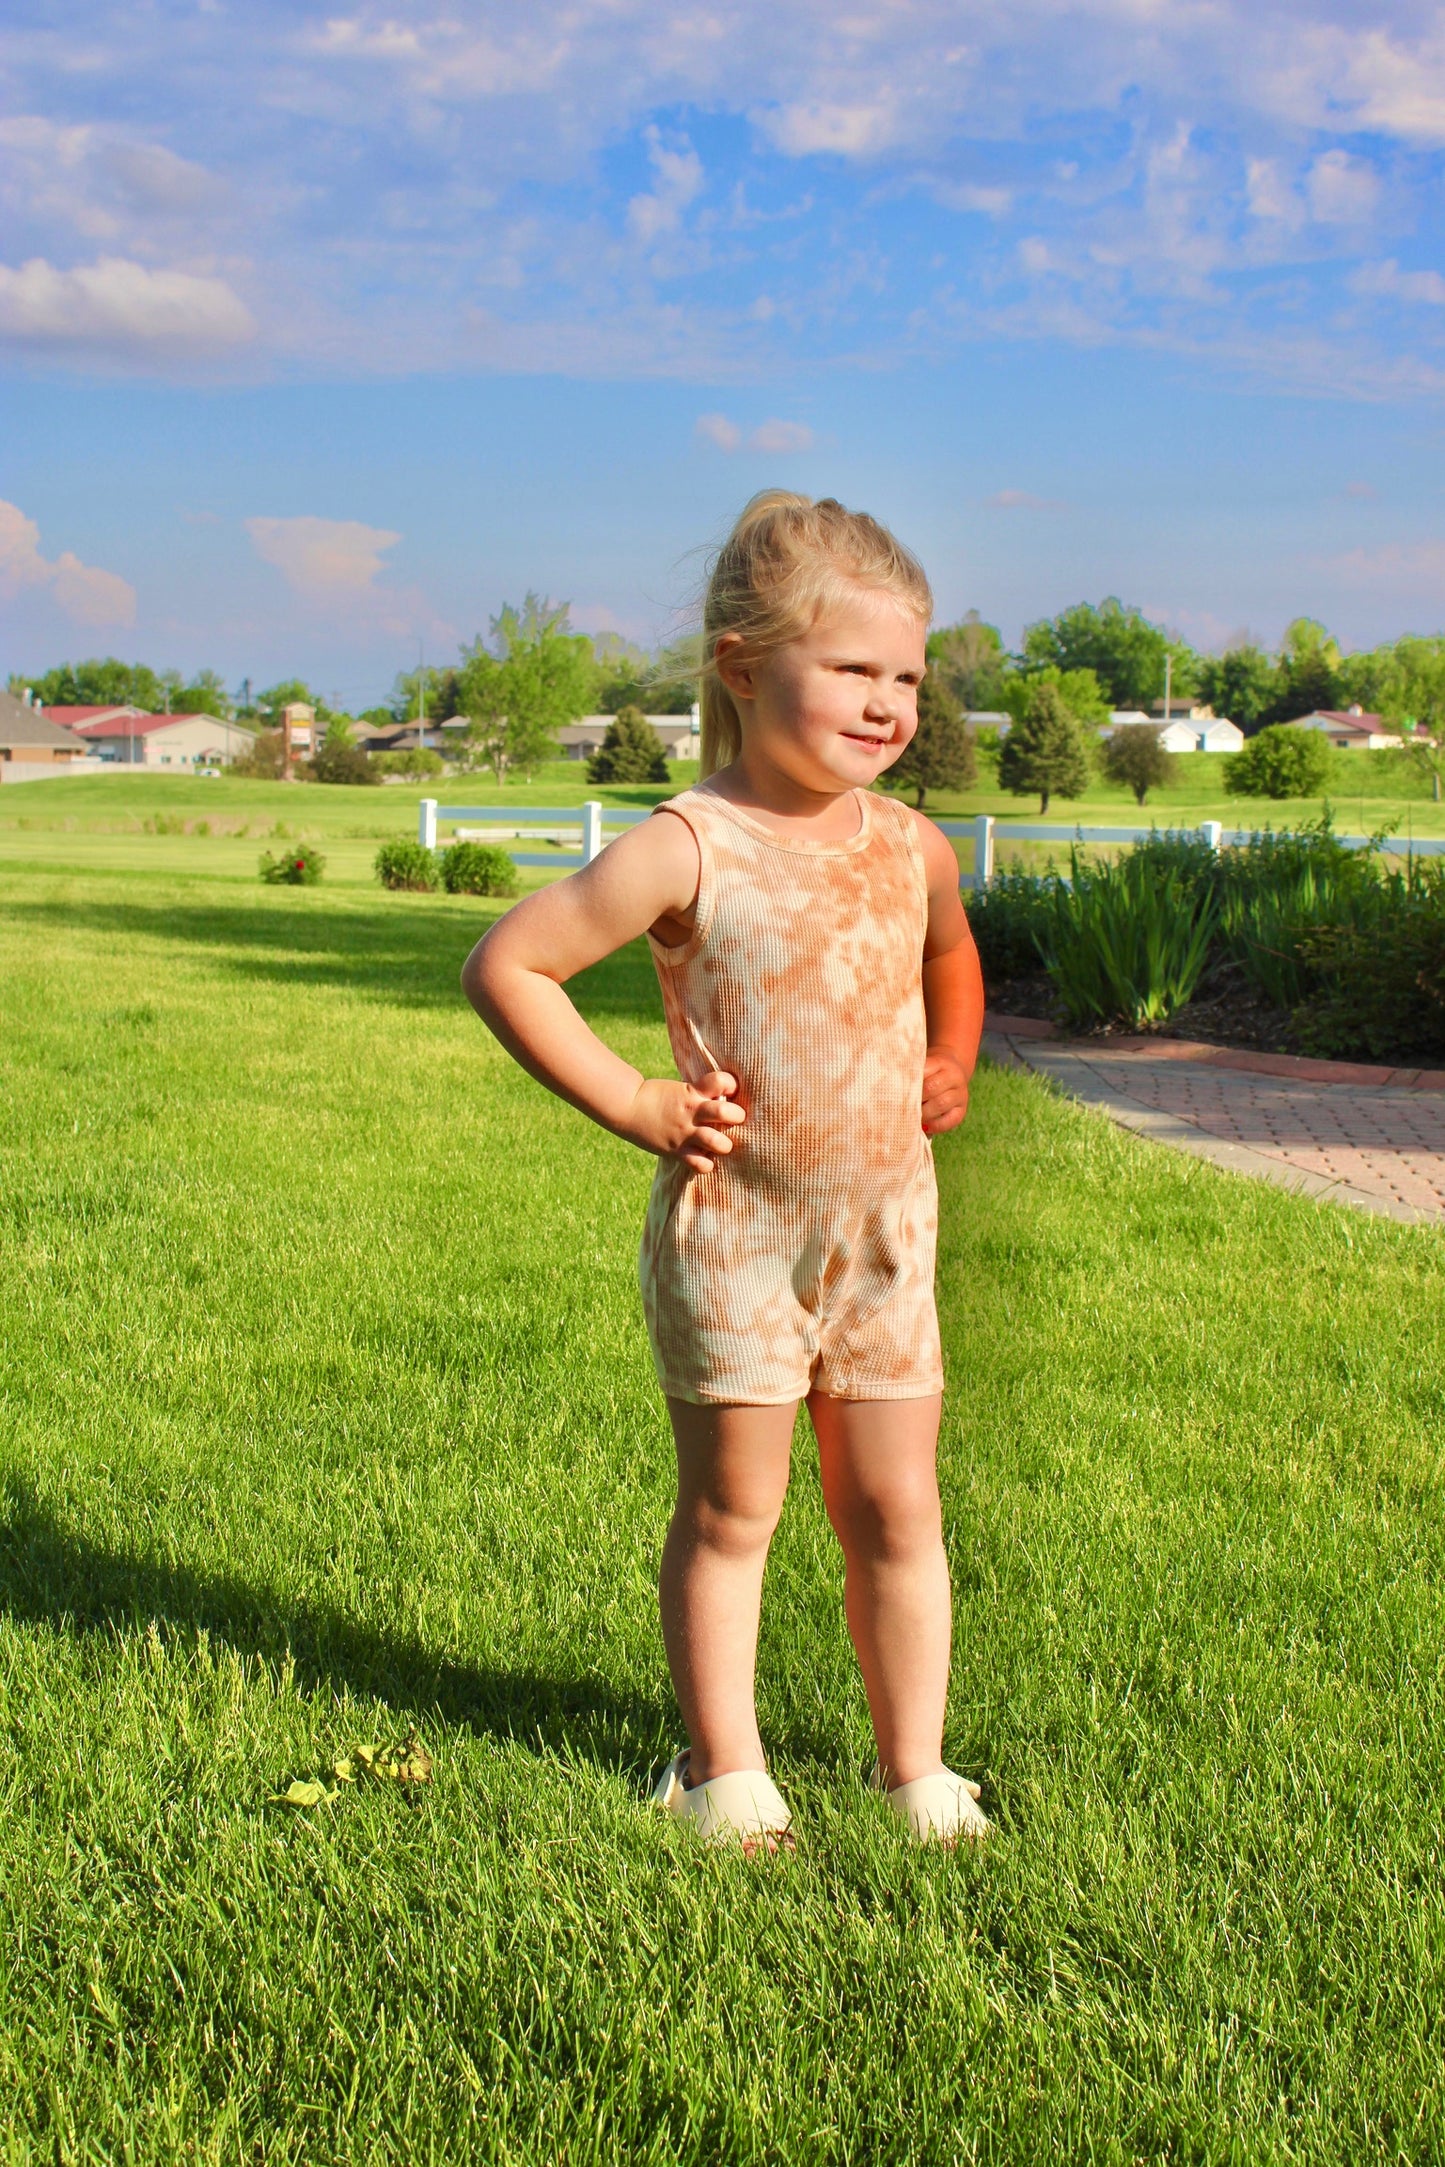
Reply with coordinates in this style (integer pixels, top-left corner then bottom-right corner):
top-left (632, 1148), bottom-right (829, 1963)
top-left (460, 813), bottom-right (745, 1176)
top-left (909, 811), bottom-right (986, 1137)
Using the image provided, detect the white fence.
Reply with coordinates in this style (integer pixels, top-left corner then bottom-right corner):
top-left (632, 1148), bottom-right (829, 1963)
top-left (419, 799), bottom-right (1445, 886)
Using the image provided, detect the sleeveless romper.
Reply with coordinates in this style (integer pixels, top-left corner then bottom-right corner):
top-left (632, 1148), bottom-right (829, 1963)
top-left (639, 784), bottom-right (943, 1405)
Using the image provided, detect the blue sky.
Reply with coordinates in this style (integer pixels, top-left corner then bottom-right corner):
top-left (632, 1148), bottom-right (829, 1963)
top-left (6, 1), bottom-right (1445, 703)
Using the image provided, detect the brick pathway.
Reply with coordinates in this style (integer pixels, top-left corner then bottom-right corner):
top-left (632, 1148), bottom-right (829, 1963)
top-left (985, 1022), bottom-right (1445, 1225)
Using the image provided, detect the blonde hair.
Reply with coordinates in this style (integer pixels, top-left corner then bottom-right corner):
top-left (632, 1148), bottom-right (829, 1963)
top-left (697, 491), bottom-right (933, 778)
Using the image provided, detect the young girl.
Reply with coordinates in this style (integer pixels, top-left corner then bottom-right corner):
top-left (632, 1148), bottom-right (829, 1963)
top-left (463, 492), bottom-right (988, 1849)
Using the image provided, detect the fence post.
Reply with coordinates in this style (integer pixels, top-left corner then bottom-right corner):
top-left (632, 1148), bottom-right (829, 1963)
top-left (1200, 820), bottom-right (1223, 856)
top-left (582, 800), bottom-right (603, 865)
top-left (973, 813), bottom-right (995, 889)
top-left (419, 798), bottom-right (438, 850)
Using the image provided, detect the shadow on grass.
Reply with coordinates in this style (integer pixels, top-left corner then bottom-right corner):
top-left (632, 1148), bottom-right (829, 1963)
top-left (0, 1479), bottom-right (676, 1779)
top-left (6, 894), bottom-right (664, 1023)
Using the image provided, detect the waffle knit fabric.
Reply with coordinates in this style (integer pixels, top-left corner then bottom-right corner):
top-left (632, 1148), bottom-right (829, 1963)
top-left (639, 783), bottom-right (943, 1405)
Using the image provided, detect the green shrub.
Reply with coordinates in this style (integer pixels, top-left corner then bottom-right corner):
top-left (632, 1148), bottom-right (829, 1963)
top-left (1100, 723), bottom-right (1176, 805)
top-left (1040, 848), bottom-right (1217, 1029)
top-left (1215, 816), bottom-right (1384, 1007)
top-left (374, 747), bottom-right (446, 780)
top-left (1294, 861), bottom-right (1445, 1061)
top-left (587, 706), bottom-right (670, 784)
top-left (259, 842), bottom-right (324, 885)
top-left (964, 866), bottom-right (1064, 981)
top-left (232, 729), bottom-right (288, 780)
top-left (375, 840), bottom-right (440, 892)
top-left (1224, 724), bottom-right (1333, 799)
top-left (441, 841), bottom-right (517, 896)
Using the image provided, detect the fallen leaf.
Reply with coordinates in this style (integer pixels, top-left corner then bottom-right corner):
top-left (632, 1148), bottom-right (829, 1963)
top-left (275, 1778), bottom-right (336, 1808)
top-left (333, 1759), bottom-right (355, 1783)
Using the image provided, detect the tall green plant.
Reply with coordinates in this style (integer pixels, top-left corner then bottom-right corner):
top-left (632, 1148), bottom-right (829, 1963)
top-left (1039, 849), bottom-right (1217, 1029)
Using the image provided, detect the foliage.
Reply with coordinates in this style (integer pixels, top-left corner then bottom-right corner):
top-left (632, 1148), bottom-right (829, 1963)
top-left (1194, 643), bottom-right (1277, 735)
top-left (1039, 847), bottom-right (1218, 1028)
top-left (171, 669), bottom-right (233, 718)
top-left (594, 632), bottom-right (698, 715)
top-left (440, 840), bottom-right (518, 895)
top-left (887, 676), bottom-right (976, 807)
top-left (231, 730), bottom-right (288, 780)
top-left (389, 664), bottom-right (464, 726)
top-left (1224, 723), bottom-right (1333, 800)
top-left (1100, 723), bottom-right (1177, 806)
top-left (1021, 597), bottom-right (1175, 709)
top-left (1295, 865), bottom-right (1445, 1060)
top-left (963, 865), bottom-right (1065, 980)
top-left (926, 613), bottom-right (1011, 712)
top-left (458, 594), bottom-right (595, 783)
top-left (374, 840), bottom-right (440, 891)
top-left (373, 747), bottom-right (446, 780)
top-left (21, 656), bottom-right (172, 710)
top-left (1006, 664), bottom-right (1112, 733)
top-left (309, 715), bottom-right (380, 787)
top-left (1373, 635), bottom-right (1445, 802)
top-left (587, 706), bottom-right (670, 784)
top-left (997, 680), bottom-right (1094, 812)
top-left (259, 841), bottom-right (324, 884)
top-left (1265, 618), bottom-right (1342, 725)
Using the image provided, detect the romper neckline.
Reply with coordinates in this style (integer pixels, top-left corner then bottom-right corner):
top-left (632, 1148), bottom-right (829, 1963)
top-left (690, 782), bottom-right (875, 857)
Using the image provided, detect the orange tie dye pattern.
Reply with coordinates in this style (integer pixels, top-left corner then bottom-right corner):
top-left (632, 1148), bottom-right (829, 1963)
top-left (640, 783), bottom-right (944, 1405)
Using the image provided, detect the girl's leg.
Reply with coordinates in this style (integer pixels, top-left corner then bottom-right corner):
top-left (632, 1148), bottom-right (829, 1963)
top-left (809, 1392), bottom-right (951, 1789)
top-left (659, 1396), bottom-right (798, 1784)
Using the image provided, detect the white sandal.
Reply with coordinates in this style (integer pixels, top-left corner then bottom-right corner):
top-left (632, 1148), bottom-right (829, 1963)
top-left (869, 1761), bottom-right (991, 1843)
top-left (652, 1751), bottom-right (793, 1848)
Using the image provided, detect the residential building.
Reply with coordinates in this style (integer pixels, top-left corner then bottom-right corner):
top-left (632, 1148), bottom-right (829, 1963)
top-left (1107, 708), bottom-right (1243, 753)
top-left (1291, 707), bottom-right (1405, 751)
top-left (556, 714), bottom-right (699, 762)
top-left (965, 710), bottom-right (1012, 736)
top-left (0, 688), bottom-right (89, 768)
top-left (71, 712), bottom-right (255, 768)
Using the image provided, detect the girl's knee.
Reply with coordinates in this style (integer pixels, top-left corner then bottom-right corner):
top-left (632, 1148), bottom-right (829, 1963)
top-left (830, 1471), bottom-right (942, 1564)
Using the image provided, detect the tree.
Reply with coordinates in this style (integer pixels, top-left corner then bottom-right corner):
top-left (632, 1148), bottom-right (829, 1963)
top-left (998, 680), bottom-right (1093, 813)
top-left (458, 594), bottom-right (595, 784)
top-left (231, 729), bottom-right (288, 780)
top-left (1005, 664), bottom-right (1111, 734)
top-left (1223, 723), bottom-right (1333, 799)
top-left (22, 657), bottom-right (168, 709)
top-left (927, 612), bottom-right (1011, 712)
top-left (1021, 598), bottom-right (1178, 709)
top-left (888, 675), bottom-right (976, 808)
top-left (390, 663), bottom-right (464, 725)
top-left (1195, 642), bottom-right (1276, 736)
top-left (1265, 619), bottom-right (1341, 724)
top-left (309, 712), bottom-right (379, 786)
top-left (173, 669), bottom-right (232, 718)
top-left (1375, 635), bottom-right (1445, 802)
top-left (588, 705), bottom-right (670, 783)
top-left (1100, 723), bottom-right (1176, 806)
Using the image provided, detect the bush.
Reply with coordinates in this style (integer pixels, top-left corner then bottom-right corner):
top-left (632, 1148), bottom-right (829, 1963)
top-left (1224, 724), bottom-right (1333, 799)
top-left (232, 729), bottom-right (287, 780)
top-left (259, 842), bottom-right (324, 885)
top-left (375, 840), bottom-right (440, 892)
top-left (1100, 724), bottom-right (1176, 806)
top-left (964, 866), bottom-right (1065, 981)
top-left (1039, 848), bottom-right (1217, 1029)
top-left (310, 740), bottom-right (380, 786)
top-left (1295, 869), bottom-right (1445, 1060)
top-left (440, 841), bottom-right (517, 896)
top-left (587, 706), bottom-right (670, 784)
top-left (374, 747), bottom-right (445, 781)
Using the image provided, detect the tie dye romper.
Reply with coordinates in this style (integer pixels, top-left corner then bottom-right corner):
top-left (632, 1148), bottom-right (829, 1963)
top-left (639, 783), bottom-right (943, 1406)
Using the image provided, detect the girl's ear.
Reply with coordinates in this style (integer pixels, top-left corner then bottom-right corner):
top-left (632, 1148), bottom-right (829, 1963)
top-left (714, 633), bottom-right (756, 703)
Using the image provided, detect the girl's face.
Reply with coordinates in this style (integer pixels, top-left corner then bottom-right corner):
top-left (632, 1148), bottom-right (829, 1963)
top-left (717, 587), bottom-right (927, 794)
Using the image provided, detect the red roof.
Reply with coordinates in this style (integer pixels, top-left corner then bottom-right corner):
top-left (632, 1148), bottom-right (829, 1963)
top-left (1306, 709), bottom-right (1384, 730)
top-left (44, 705), bottom-right (145, 726)
top-left (69, 711), bottom-right (222, 737)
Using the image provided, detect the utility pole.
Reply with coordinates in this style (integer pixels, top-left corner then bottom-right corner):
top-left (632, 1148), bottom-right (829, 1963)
top-left (1162, 652), bottom-right (1172, 728)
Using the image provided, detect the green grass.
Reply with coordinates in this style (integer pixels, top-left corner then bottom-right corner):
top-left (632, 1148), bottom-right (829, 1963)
top-left (2, 841), bottom-right (1444, 2161)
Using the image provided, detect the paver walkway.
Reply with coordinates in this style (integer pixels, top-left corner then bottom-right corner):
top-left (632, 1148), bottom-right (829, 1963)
top-left (984, 1019), bottom-right (1445, 1225)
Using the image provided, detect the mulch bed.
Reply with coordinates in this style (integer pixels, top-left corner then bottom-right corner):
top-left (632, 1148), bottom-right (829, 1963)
top-left (984, 956), bottom-right (1312, 1057)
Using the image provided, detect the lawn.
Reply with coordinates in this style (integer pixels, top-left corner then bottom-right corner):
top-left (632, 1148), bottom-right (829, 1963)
top-left (2, 837), bottom-right (1444, 2162)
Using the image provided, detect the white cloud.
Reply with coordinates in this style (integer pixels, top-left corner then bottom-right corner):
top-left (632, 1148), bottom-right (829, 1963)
top-left (1245, 157), bottom-right (1301, 227)
top-left (695, 412), bottom-right (742, 452)
top-left (627, 128), bottom-right (703, 245)
top-left (749, 418), bottom-right (815, 454)
top-left (0, 256), bottom-right (254, 349)
top-left (935, 183), bottom-right (1013, 217)
top-left (983, 489), bottom-right (1067, 511)
top-left (0, 498), bottom-right (136, 625)
top-left (695, 413), bottom-right (814, 454)
top-left (1306, 150), bottom-right (1379, 227)
top-left (1324, 538), bottom-right (1445, 589)
top-left (1353, 258), bottom-right (1445, 306)
top-left (756, 100), bottom-right (897, 159)
top-left (245, 515), bottom-right (401, 599)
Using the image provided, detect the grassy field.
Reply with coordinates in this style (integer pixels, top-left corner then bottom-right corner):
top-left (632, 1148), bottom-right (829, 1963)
top-left (2, 833), bottom-right (1444, 2161)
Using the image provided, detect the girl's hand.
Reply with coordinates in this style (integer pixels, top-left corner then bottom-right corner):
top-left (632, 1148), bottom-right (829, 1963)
top-left (922, 1047), bottom-right (970, 1136)
top-left (624, 1070), bottom-right (746, 1175)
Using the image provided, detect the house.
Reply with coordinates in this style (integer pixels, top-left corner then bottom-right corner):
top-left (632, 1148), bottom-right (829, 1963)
top-left (0, 688), bottom-right (89, 769)
top-left (555, 714), bottom-right (700, 762)
top-left (965, 710), bottom-right (1012, 737)
top-left (1291, 707), bottom-right (1405, 751)
top-left (70, 711), bottom-right (255, 768)
top-left (1106, 708), bottom-right (1243, 753)
top-left (356, 717), bottom-right (451, 754)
